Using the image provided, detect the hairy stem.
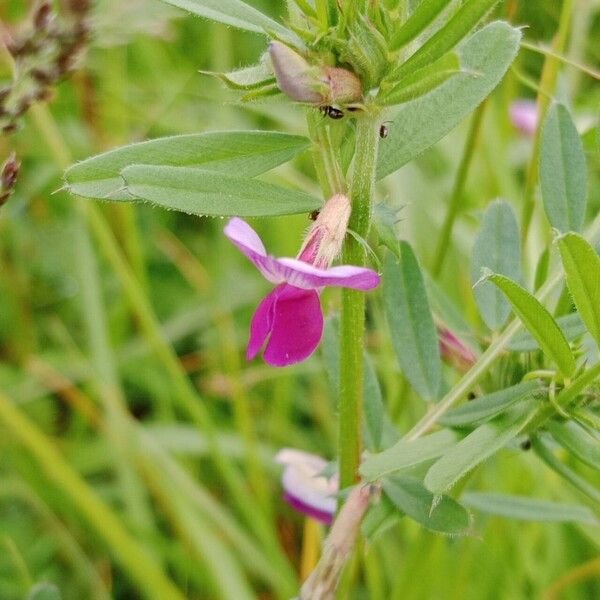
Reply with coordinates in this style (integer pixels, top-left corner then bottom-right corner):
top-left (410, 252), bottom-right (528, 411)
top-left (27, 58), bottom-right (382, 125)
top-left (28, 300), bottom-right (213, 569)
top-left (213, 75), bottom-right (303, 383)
top-left (339, 115), bottom-right (380, 490)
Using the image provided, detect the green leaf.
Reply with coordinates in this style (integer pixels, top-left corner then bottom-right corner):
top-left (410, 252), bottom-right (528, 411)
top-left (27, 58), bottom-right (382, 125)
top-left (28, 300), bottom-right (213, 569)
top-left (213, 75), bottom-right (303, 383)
top-left (120, 165), bottom-right (320, 217)
top-left (360, 429), bottom-right (460, 481)
top-left (377, 21), bottom-right (521, 180)
top-left (471, 200), bottom-right (521, 330)
top-left (379, 52), bottom-right (461, 107)
top-left (65, 131), bottom-right (310, 201)
top-left (160, 0), bottom-right (295, 40)
top-left (201, 62), bottom-right (275, 90)
top-left (384, 476), bottom-right (470, 534)
top-left (383, 243), bottom-right (442, 401)
top-left (547, 420), bottom-right (600, 471)
top-left (484, 273), bottom-right (576, 377)
top-left (364, 353), bottom-right (385, 452)
top-left (461, 492), bottom-right (598, 525)
top-left (361, 495), bottom-right (402, 541)
top-left (508, 312), bottom-right (585, 353)
top-left (424, 403), bottom-right (536, 494)
top-left (389, 0), bottom-right (453, 51)
top-left (388, 0), bottom-right (500, 82)
top-left (557, 232), bottom-right (600, 348)
top-left (439, 380), bottom-right (541, 427)
top-left (26, 584), bottom-right (61, 600)
top-left (540, 104), bottom-right (587, 232)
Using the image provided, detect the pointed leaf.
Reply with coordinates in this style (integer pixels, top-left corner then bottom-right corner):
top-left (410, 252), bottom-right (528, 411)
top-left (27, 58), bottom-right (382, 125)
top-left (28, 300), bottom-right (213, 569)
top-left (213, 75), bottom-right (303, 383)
top-left (471, 200), bottom-right (521, 330)
top-left (160, 0), bottom-right (295, 40)
top-left (201, 62), bottom-right (275, 90)
top-left (484, 273), bottom-right (576, 377)
top-left (377, 22), bottom-right (521, 179)
top-left (540, 104), bottom-right (587, 232)
top-left (508, 312), bottom-right (585, 352)
top-left (389, 0), bottom-right (500, 82)
top-left (121, 165), bottom-right (320, 217)
top-left (425, 403), bottom-right (536, 494)
top-left (384, 243), bottom-right (442, 401)
top-left (384, 476), bottom-right (470, 534)
top-left (547, 420), bottom-right (600, 471)
top-left (379, 52), bottom-right (461, 107)
top-left (65, 131), bottom-right (310, 201)
top-left (361, 429), bottom-right (460, 481)
top-left (556, 232), bottom-right (600, 348)
top-left (462, 492), bottom-right (598, 525)
top-left (389, 0), bottom-right (453, 51)
top-left (439, 380), bottom-right (541, 427)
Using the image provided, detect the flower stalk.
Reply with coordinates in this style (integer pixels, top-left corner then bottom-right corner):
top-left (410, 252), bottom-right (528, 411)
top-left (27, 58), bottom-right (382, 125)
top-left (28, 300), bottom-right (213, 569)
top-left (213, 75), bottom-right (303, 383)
top-left (339, 114), bottom-right (381, 491)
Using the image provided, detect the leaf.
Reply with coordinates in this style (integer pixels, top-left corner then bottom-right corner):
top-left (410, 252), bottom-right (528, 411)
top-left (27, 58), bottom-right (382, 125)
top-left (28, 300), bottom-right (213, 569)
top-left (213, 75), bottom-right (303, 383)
top-left (379, 52), bottom-right (461, 107)
top-left (120, 165), bottom-right (320, 217)
top-left (201, 62), bottom-right (275, 90)
top-left (383, 244), bottom-right (442, 401)
top-left (384, 476), bottom-right (470, 534)
top-left (377, 21), bottom-right (521, 180)
top-left (160, 0), bottom-right (295, 40)
top-left (388, 0), bottom-right (500, 82)
top-left (471, 200), bottom-right (521, 330)
top-left (363, 353), bottom-right (385, 452)
top-left (360, 429), bottom-right (460, 481)
top-left (540, 104), bottom-right (587, 232)
top-left (65, 131), bottom-right (310, 201)
top-left (508, 312), bottom-right (585, 353)
top-left (484, 273), bottom-right (576, 377)
top-left (557, 232), bottom-right (600, 348)
top-left (461, 492), bottom-right (598, 525)
top-left (424, 403), bottom-right (536, 494)
top-left (389, 0), bottom-right (453, 51)
top-left (361, 495), bottom-right (403, 541)
top-left (547, 420), bottom-right (600, 471)
top-left (439, 380), bottom-right (541, 427)
top-left (26, 584), bottom-right (61, 600)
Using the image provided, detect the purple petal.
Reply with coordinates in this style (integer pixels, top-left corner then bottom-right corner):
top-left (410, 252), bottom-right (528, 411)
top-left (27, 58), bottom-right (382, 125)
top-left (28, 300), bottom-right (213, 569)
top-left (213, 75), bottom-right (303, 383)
top-left (225, 218), bottom-right (381, 291)
top-left (276, 449), bottom-right (337, 524)
top-left (274, 258), bottom-right (380, 291)
top-left (263, 285), bottom-right (323, 366)
top-left (510, 100), bottom-right (538, 137)
top-left (283, 492), bottom-right (334, 525)
top-left (247, 286), bottom-right (279, 360)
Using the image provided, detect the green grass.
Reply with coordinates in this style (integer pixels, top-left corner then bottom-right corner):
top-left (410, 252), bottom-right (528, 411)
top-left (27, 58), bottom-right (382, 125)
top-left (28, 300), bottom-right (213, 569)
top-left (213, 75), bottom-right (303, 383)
top-left (0, 1), bottom-right (599, 599)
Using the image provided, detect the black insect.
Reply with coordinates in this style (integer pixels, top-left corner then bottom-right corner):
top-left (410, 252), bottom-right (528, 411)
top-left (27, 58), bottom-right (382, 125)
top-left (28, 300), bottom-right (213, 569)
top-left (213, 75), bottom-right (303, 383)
top-left (379, 124), bottom-right (389, 138)
top-left (309, 210), bottom-right (320, 221)
top-left (320, 105), bottom-right (344, 120)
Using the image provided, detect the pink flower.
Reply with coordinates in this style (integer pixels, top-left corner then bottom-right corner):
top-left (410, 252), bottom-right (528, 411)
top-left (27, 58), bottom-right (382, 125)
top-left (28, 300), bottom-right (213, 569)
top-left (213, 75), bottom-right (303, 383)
top-left (509, 99), bottom-right (538, 137)
top-left (224, 194), bottom-right (380, 366)
top-left (276, 448), bottom-right (338, 525)
top-left (438, 325), bottom-right (477, 374)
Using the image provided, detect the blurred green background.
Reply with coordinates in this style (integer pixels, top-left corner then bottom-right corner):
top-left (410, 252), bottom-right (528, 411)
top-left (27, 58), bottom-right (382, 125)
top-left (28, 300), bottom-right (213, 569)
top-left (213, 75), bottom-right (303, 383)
top-left (0, 1), bottom-right (599, 598)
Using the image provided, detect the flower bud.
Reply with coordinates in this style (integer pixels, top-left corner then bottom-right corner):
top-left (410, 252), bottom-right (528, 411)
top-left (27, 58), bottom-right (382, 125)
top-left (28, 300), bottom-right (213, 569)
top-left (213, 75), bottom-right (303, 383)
top-left (0, 152), bottom-right (20, 207)
top-left (268, 41), bottom-right (327, 103)
top-left (438, 325), bottom-right (477, 373)
top-left (325, 67), bottom-right (363, 105)
top-left (298, 194), bottom-right (351, 268)
top-left (268, 42), bottom-right (362, 106)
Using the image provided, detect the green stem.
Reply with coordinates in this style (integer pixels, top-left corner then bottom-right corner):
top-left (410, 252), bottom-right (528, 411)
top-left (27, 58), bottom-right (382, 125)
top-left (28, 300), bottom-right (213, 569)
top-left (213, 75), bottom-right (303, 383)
top-left (339, 115), bottom-right (380, 490)
top-left (432, 101), bottom-right (486, 276)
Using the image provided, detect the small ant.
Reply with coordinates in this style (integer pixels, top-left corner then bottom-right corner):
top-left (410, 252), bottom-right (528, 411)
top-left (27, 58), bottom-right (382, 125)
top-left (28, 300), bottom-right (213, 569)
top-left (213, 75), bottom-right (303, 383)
top-left (320, 105), bottom-right (344, 120)
top-left (309, 210), bottom-right (320, 221)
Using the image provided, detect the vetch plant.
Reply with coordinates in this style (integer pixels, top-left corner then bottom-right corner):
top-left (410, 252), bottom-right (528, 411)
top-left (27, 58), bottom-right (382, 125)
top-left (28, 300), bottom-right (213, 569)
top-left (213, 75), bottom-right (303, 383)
top-left (61, 0), bottom-right (600, 598)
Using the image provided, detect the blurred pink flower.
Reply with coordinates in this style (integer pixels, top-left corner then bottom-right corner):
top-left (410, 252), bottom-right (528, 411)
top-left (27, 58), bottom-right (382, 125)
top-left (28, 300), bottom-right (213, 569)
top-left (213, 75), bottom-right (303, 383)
top-left (224, 194), bottom-right (380, 366)
top-left (510, 99), bottom-right (538, 137)
top-left (276, 448), bottom-right (338, 525)
top-left (438, 325), bottom-right (477, 373)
